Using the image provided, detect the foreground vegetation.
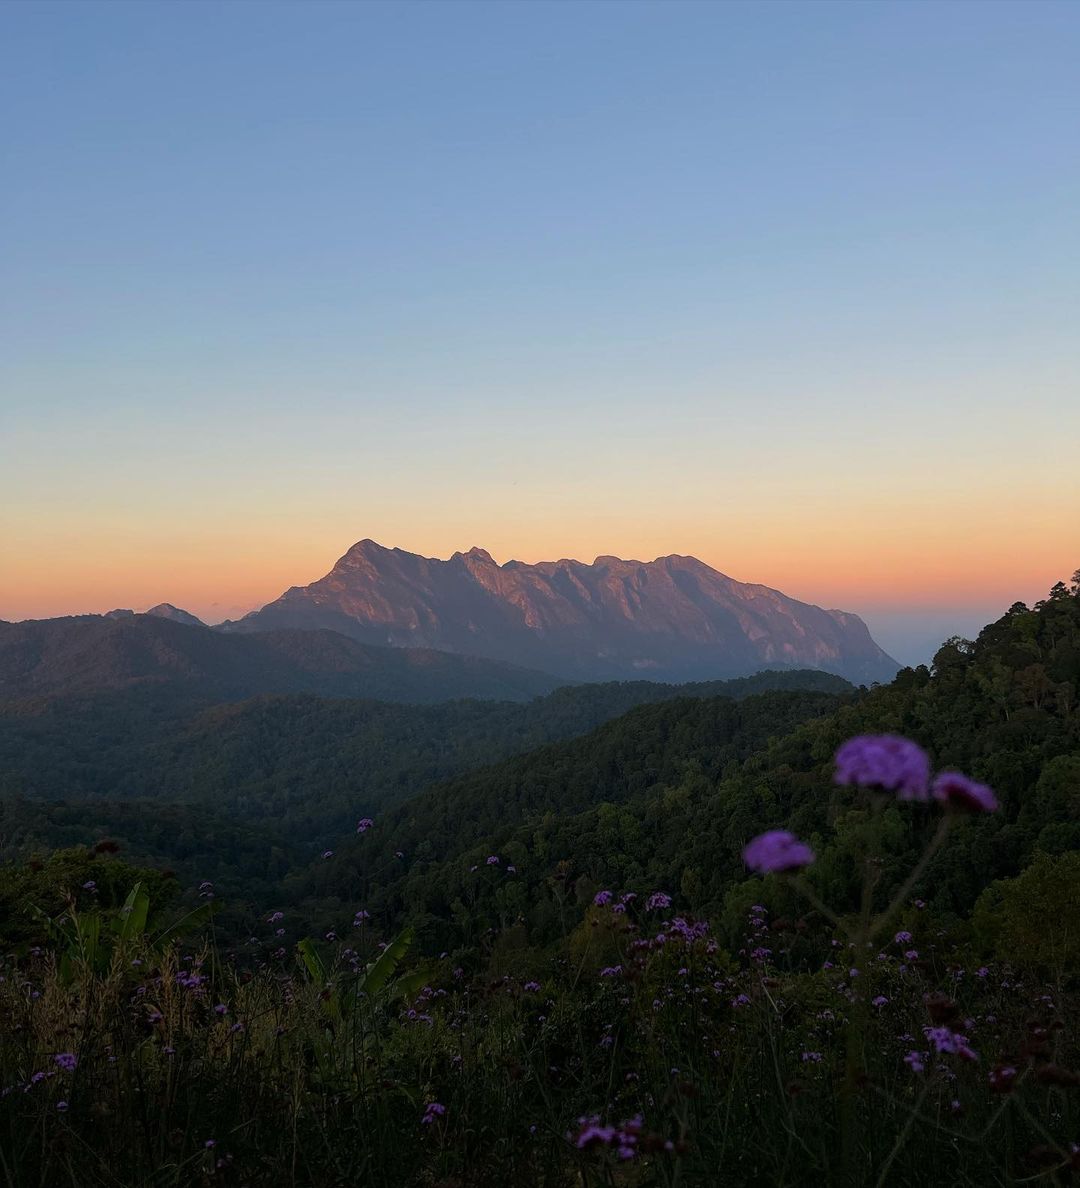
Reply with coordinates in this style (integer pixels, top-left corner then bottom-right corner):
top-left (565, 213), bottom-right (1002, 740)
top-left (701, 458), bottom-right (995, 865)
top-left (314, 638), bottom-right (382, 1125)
top-left (1, 575), bottom-right (1078, 1185)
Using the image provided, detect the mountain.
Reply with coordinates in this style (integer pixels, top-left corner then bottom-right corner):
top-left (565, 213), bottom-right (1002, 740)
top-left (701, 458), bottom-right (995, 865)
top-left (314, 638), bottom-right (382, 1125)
top-left (144, 603), bottom-right (205, 627)
top-left (223, 539), bottom-right (899, 684)
top-left (0, 614), bottom-right (564, 704)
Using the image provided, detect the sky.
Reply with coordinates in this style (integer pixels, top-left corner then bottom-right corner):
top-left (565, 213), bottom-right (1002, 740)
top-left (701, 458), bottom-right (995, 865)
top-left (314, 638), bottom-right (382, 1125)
top-left (1, 0), bottom-right (1078, 666)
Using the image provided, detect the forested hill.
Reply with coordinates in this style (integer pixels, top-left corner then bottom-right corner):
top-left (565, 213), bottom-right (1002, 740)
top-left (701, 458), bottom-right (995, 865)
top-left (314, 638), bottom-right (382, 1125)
top-left (0, 614), bottom-right (565, 703)
top-left (321, 579), bottom-right (1080, 953)
top-left (0, 669), bottom-right (849, 902)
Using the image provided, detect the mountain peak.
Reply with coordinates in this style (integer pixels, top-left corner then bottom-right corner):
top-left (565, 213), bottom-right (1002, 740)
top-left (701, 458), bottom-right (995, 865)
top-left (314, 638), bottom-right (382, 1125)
top-left (234, 541), bottom-right (900, 685)
top-left (144, 603), bottom-right (205, 627)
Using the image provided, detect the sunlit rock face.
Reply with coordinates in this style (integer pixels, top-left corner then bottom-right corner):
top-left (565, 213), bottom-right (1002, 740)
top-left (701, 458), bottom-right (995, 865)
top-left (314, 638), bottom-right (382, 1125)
top-left (227, 540), bottom-right (900, 685)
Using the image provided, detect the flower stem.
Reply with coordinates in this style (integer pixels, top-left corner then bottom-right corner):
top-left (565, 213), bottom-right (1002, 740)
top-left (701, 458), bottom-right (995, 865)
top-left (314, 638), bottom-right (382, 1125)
top-left (868, 814), bottom-right (952, 945)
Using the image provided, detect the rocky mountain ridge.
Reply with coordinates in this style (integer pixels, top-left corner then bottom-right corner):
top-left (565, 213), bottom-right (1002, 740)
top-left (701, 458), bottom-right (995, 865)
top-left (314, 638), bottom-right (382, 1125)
top-left (224, 540), bottom-right (899, 685)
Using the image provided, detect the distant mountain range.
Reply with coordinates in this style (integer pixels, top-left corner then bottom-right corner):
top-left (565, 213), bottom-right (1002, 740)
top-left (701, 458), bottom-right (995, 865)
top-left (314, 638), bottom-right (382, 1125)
top-left (222, 540), bottom-right (899, 685)
top-left (0, 614), bottom-right (564, 704)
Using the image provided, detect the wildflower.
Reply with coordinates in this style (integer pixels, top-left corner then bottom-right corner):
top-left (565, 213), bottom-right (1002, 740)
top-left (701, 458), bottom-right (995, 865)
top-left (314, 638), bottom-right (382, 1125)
top-left (353, 910), bottom-right (371, 925)
top-left (646, 891), bottom-right (672, 911)
top-left (931, 772), bottom-right (998, 814)
top-left (395, 850), bottom-right (404, 858)
top-left (575, 1120), bottom-right (617, 1149)
top-left (56, 1100), bottom-right (68, 1111)
top-left (872, 995), bottom-right (889, 1008)
top-left (421, 1101), bottom-right (446, 1124)
top-left (267, 911), bottom-right (284, 924)
top-left (81, 880), bottom-right (97, 892)
top-left (214, 1004), bottom-right (227, 1016)
top-left (834, 735), bottom-right (930, 800)
top-left (486, 855), bottom-right (500, 866)
top-left (894, 930), bottom-right (912, 944)
top-left (924, 1026), bottom-right (978, 1061)
top-left (743, 831), bottom-right (815, 874)
top-left (356, 817), bottom-right (374, 834)
top-left (205, 1139), bottom-right (216, 1149)
top-left (904, 1051), bottom-right (926, 1073)
top-left (802, 1051), bottom-right (823, 1063)
top-left (599, 965), bottom-right (622, 978)
top-left (506, 864), bottom-right (517, 873)
top-left (524, 981), bottom-right (541, 992)
top-left (321, 850), bottom-right (334, 859)
top-left (593, 890), bottom-right (613, 906)
top-left (53, 1053), bottom-right (77, 1073)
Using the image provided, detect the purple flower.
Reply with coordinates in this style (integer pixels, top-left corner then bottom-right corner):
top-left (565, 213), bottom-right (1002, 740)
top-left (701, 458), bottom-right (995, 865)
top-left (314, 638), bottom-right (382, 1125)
top-left (53, 1053), bottom-right (77, 1073)
top-left (353, 910), bottom-right (371, 925)
top-left (925, 1026), bottom-right (978, 1061)
top-left (321, 850), bottom-right (334, 860)
top-left (599, 965), bottom-right (623, 978)
top-left (904, 1051), bottom-right (926, 1073)
top-left (267, 911), bottom-right (284, 924)
top-left (523, 981), bottom-right (541, 992)
top-left (421, 1101), bottom-right (446, 1124)
top-left (872, 995), bottom-right (889, 1008)
top-left (593, 890), bottom-right (613, 906)
top-left (486, 855), bottom-right (500, 866)
top-left (356, 817), bottom-right (374, 834)
top-left (576, 1121), bottom-right (617, 1149)
top-left (645, 891), bottom-right (672, 911)
top-left (81, 880), bottom-right (97, 892)
top-left (742, 830), bottom-right (815, 874)
top-left (894, 930), bottom-right (912, 944)
top-left (56, 1100), bottom-right (68, 1111)
top-left (931, 772), bottom-right (998, 814)
top-left (834, 734), bottom-right (930, 801)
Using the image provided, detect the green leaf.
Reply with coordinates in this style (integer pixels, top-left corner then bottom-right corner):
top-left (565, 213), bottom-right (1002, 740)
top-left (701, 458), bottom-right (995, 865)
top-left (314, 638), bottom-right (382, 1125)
top-left (296, 937), bottom-right (330, 986)
top-left (358, 926), bottom-right (414, 997)
top-left (151, 901), bottom-right (214, 950)
top-left (114, 883), bottom-right (150, 943)
top-left (390, 968), bottom-right (431, 1002)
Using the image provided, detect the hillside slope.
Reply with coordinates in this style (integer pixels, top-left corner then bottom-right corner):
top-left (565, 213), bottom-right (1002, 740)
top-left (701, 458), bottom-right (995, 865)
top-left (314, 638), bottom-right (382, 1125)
top-left (0, 614), bottom-right (564, 703)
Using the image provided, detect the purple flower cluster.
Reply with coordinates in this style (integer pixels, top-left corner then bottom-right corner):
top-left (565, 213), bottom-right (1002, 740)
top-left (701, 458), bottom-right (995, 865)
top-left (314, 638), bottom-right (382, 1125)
top-left (931, 772), bottom-right (999, 814)
top-left (833, 734), bottom-right (999, 815)
top-left (574, 1114), bottom-right (648, 1160)
top-left (645, 892), bottom-right (672, 911)
top-left (356, 817), bottom-right (374, 834)
top-left (924, 1026), bottom-right (978, 1061)
top-left (834, 735), bottom-right (931, 800)
top-left (742, 830), bottom-right (815, 874)
top-left (421, 1101), bottom-right (446, 1125)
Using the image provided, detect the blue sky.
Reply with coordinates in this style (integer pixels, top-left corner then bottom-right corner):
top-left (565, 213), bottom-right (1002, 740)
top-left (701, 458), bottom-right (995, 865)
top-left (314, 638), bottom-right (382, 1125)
top-left (2, 1), bottom-right (1078, 664)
